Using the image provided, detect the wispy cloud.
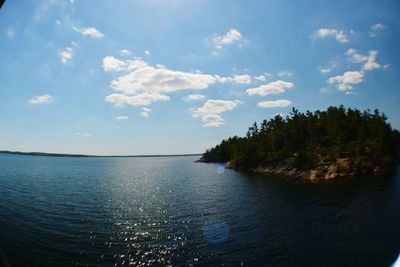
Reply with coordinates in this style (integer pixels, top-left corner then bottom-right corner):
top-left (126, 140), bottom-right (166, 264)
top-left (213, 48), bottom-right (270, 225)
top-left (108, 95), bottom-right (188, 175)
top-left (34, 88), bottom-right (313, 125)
top-left (277, 70), bottom-right (293, 77)
top-left (257, 99), bottom-right (292, 108)
top-left (73, 26), bottom-right (104, 38)
top-left (5, 27), bottom-right (15, 39)
top-left (313, 28), bottom-right (349, 43)
top-left (115, 116), bottom-right (129, 120)
top-left (369, 23), bottom-right (386, 37)
top-left (29, 94), bottom-right (53, 105)
top-left (319, 61), bottom-right (337, 74)
top-left (182, 94), bottom-right (206, 102)
top-left (74, 132), bottom-right (91, 137)
top-left (140, 107), bottom-right (151, 118)
top-left (120, 49), bottom-right (132, 56)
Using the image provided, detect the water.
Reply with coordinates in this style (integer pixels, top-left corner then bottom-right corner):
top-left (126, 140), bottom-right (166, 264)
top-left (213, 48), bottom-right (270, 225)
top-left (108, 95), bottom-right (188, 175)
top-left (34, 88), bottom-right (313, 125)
top-left (0, 153), bottom-right (399, 267)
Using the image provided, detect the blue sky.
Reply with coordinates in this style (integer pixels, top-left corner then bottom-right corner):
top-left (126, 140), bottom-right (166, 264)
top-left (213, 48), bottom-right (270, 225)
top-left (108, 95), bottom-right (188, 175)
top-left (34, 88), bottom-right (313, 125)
top-left (0, 0), bottom-right (399, 155)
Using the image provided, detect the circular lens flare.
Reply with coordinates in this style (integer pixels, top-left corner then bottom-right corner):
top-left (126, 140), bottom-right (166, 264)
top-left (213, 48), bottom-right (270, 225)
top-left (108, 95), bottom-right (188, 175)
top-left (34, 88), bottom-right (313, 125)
top-left (203, 220), bottom-right (230, 245)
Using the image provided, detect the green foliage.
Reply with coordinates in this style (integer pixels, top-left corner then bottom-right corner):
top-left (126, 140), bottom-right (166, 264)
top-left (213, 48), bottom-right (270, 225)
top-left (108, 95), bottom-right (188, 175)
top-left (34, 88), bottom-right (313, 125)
top-left (202, 106), bottom-right (400, 171)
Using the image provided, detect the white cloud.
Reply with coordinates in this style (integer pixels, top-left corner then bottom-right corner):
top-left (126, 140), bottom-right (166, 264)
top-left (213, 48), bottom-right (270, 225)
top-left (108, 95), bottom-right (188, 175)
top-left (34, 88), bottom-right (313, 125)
top-left (182, 94), bottom-right (206, 102)
top-left (29, 94), bottom-right (53, 105)
top-left (345, 91), bottom-right (358, 95)
top-left (140, 107), bottom-right (151, 118)
top-left (346, 48), bottom-right (367, 63)
top-left (120, 49), bottom-right (132, 56)
top-left (216, 74), bottom-right (252, 84)
top-left (59, 47), bottom-right (73, 64)
top-left (213, 28), bottom-right (242, 47)
top-left (346, 48), bottom-right (380, 71)
top-left (5, 27), bottom-right (14, 39)
top-left (74, 132), bottom-right (91, 137)
top-left (327, 71), bottom-right (364, 91)
top-left (371, 23), bottom-right (386, 31)
top-left (319, 61), bottom-right (337, 74)
top-left (191, 99), bottom-right (241, 127)
top-left (313, 28), bottom-right (349, 43)
top-left (116, 115), bottom-right (129, 120)
top-left (201, 114), bottom-right (225, 127)
top-left (277, 70), bottom-right (293, 77)
top-left (105, 93), bottom-right (170, 107)
top-left (144, 50), bottom-right (151, 56)
top-left (102, 56), bottom-right (127, 71)
top-left (246, 80), bottom-right (294, 96)
top-left (320, 87), bottom-right (330, 94)
top-left (73, 26), bottom-right (104, 38)
top-left (363, 50), bottom-right (380, 71)
top-left (257, 100), bottom-right (292, 108)
top-left (103, 56), bottom-right (252, 108)
top-left (254, 75), bottom-right (267, 81)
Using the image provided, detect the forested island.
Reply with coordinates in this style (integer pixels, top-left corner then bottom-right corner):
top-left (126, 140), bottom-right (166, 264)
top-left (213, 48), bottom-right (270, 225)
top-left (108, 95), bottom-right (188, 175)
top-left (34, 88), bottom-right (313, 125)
top-left (199, 106), bottom-right (400, 180)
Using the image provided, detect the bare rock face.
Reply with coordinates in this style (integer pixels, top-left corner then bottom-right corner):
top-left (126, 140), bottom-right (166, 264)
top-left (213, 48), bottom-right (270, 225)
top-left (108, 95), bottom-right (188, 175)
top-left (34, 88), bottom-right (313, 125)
top-left (336, 158), bottom-right (352, 171)
top-left (309, 169), bottom-right (322, 181)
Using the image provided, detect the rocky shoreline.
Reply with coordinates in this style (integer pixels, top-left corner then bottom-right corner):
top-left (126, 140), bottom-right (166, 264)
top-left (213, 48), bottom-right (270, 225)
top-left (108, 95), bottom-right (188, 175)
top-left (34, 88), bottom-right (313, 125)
top-left (199, 156), bottom-right (391, 181)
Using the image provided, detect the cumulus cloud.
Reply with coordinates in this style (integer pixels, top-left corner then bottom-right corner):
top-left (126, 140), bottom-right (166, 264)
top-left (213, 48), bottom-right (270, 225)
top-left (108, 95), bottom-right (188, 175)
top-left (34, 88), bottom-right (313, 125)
top-left (246, 80), bottom-right (294, 96)
top-left (213, 28), bottom-right (242, 48)
top-left (102, 56), bottom-right (127, 72)
top-left (257, 99), bottom-right (292, 108)
top-left (140, 107), bottom-right (151, 118)
top-left (191, 99), bottom-right (241, 127)
top-left (327, 71), bottom-right (364, 91)
top-left (29, 94), bottom-right (53, 105)
top-left (313, 28), bottom-right (349, 43)
top-left (346, 48), bottom-right (380, 71)
top-left (115, 115), bottom-right (129, 120)
top-left (73, 26), bottom-right (104, 38)
top-left (59, 47), bottom-right (73, 64)
top-left (363, 51), bottom-right (380, 71)
top-left (105, 93), bottom-right (170, 107)
top-left (74, 132), bottom-right (91, 137)
top-left (144, 50), bottom-right (151, 56)
top-left (182, 94), bottom-right (206, 102)
top-left (103, 56), bottom-right (252, 108)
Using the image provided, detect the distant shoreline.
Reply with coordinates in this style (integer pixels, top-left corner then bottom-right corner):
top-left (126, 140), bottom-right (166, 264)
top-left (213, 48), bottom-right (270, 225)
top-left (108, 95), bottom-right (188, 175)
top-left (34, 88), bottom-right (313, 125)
top-left (0, 150), bottom-right (201, 158)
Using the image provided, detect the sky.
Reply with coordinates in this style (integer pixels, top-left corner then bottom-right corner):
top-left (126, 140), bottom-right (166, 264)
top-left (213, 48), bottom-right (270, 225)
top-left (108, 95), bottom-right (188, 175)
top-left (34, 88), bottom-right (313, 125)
top-left (0, 0), bottom-right (399, 155)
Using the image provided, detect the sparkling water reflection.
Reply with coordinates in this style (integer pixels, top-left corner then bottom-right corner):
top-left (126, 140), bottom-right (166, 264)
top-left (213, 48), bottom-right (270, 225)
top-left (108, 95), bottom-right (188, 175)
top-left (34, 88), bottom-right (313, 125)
top-left (0, 154), bottom-right (399, 267)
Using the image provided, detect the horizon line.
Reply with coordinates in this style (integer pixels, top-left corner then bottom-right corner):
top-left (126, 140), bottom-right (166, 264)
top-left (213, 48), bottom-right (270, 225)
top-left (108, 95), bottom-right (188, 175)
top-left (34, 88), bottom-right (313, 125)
top-left (0, 150), bottom-right (202, 158)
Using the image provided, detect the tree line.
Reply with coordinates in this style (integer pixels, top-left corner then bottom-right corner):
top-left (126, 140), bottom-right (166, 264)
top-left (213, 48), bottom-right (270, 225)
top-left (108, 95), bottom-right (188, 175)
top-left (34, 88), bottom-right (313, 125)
top-left (201, 106), bottom-right (400, 173)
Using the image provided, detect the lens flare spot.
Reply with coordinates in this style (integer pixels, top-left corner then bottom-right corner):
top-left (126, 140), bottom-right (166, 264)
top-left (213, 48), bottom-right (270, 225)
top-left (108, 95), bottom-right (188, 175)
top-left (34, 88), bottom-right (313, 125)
top-left (203, 220), bottom-right (230, 244)
top-left (392, 253), bottom-right (400, 267)
top-left (217, 164), bottom-right (225, 174)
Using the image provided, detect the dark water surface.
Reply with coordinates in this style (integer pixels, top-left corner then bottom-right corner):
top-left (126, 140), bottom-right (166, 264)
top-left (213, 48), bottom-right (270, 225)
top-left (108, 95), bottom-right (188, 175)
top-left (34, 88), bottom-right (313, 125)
top-left (0, 153), bottom-right (399, 267)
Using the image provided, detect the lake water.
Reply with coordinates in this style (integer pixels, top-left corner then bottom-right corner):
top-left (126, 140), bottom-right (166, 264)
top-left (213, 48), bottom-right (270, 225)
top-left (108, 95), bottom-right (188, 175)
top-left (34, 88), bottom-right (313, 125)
top-left (0, 153), bottom-right (399, 267)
